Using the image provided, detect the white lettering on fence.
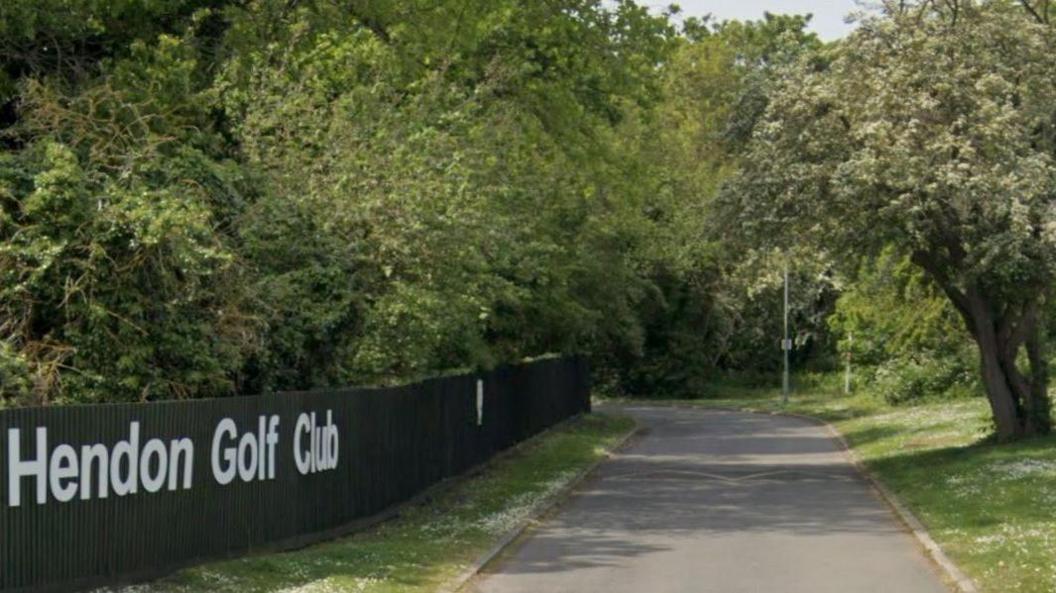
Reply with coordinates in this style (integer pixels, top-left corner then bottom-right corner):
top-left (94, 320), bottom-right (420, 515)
top-left (294, 410), bottom-right (338, 475)
top-left (6, 409), bottom-right (334, 507)
top-left (8, 427), bottom-right (47, 506)
top-left (7, 424), bottom-right (195, 506)
top-left (211, 415), bottom-right (280, 485)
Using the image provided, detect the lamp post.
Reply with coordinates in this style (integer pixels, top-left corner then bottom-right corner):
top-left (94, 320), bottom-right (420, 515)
top-left (782, 265), bottom-right (790, 405)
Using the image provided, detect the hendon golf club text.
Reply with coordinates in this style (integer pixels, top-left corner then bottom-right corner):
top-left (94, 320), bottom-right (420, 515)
top-left (5, 410), bottom-right (340, 506)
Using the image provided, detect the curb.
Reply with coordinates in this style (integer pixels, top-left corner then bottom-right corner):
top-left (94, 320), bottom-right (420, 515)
top-left (757, 408), bottom-right (978, 593)
top-left (440, 418), bottom-right (641, 593)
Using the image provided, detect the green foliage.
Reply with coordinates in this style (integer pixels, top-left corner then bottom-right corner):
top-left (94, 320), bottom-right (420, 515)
top-left (727, 1), bottom-right (1056, 437)
top-left (593, 12), bottom-right (826, 398)
top-left (1, 0), bottom-right (695, 403)
top-left (872, 355), bottom-right (978, 405)
top-left (10, 0), bottom-right (991, 410)
top-left (220, 1), bottom-right (676, 388)
top-left (0, 138), bottom-right (252, 403)
top-left (829, 249), bottom-right (979, 404)
top-left (1, 4), bottom-right (257, 402)
top-left (830, 251), bottom-right (963, 365)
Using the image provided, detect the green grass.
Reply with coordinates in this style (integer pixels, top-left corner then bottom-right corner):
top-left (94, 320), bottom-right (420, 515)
top-left (109, 413), bottom-right (634, 593)
top-left (617, 378), bottom-right (1056, 593)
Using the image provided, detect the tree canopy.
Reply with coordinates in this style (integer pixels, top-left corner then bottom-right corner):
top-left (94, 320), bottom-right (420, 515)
top-left (2, 0), bottom-right (1055, 442)
top-left (727, 0), bottom-right (1056, 438)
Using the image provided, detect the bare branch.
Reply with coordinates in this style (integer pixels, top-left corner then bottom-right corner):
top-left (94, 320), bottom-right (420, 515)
top-left (1020, 0), bottom-right (1048, 23)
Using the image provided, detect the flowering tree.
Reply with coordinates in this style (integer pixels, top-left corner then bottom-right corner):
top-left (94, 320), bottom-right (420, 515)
top-left (730, 0), bottom-right (1056, 439)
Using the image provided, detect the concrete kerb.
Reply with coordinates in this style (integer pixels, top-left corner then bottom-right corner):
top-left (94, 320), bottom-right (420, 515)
top-left (441, 416), bottom-right (641, 593)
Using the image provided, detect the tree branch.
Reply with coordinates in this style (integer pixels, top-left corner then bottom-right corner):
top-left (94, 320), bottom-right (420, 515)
top-left (910, 249), bottom-right (973, 330)
top-left (346, 6), bottom-right (392, 44)
top-left (1020, 0), bottom-right (1049, 23)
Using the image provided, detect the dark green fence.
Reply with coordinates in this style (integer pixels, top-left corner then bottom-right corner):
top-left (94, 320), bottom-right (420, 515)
top-left (0, 356), bottom-right (590, 592)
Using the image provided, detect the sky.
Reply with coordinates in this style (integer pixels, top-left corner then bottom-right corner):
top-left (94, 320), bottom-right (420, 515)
top-left (667, 1), bottom-right (862, 41)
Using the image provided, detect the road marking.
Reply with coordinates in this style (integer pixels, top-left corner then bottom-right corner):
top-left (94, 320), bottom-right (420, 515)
top-left (602, 468), bottom-right (856, 483)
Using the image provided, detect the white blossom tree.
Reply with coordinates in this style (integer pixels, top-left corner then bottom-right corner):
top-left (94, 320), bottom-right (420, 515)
top-left (729, 0), bottom-right (1056, 439)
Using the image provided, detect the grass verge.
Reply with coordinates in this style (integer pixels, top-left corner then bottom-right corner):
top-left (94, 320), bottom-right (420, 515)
top-left (107, 413), bottom-right (634, 593)
top-left (610, 381), bottom-right (1056, 593)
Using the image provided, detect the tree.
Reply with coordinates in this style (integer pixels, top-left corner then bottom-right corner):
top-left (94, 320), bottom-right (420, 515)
top-left (587, 11), bottom-right (828, 397)
top-left (220, 0), bottom-right (676, 387)
top-left (0, 0), bottom-right (689, 403)
top-left (727, 0), bottom-right (1056, 439)
top-left (829, 248), bottom-right (979, 404)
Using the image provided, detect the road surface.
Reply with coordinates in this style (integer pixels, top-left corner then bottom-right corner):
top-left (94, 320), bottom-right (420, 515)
top-left (469, 406), bottom-right (950, 593)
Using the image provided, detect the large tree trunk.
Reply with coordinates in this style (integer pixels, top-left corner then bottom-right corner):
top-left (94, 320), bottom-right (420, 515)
top-left (975, 326), bottom-right (1023, 438)
top-left (912, 250), bottom-right (1051, 441)
top-left (963, 290), bottom-right (1051, 441)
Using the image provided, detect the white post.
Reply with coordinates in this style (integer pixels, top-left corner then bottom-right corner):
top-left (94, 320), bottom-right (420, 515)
top-left (844, 333), bottom-right (853, 395)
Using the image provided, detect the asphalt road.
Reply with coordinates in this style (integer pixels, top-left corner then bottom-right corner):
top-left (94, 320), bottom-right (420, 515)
top-left (469, 406), bottom-right (950, 593)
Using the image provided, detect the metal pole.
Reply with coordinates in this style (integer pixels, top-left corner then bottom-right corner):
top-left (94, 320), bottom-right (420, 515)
top-left (782, 264), bottom-right (790, 404)
top-left (844, 333), bottom-right (853, 395)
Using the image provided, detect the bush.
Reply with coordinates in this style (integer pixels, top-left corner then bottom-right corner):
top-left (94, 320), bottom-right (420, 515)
top-left (871, 355), bottom-right (979, 405)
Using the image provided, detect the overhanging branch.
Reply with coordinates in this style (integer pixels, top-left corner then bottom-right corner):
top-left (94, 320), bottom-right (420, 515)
top-left (910, 249), bottom-right (971, 324)
top-left (1019, 0), bottom-right (1051, 23)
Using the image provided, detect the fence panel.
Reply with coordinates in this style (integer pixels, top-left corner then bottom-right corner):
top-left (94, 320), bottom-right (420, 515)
top-left (0, 356), bottom-right (590, 592)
